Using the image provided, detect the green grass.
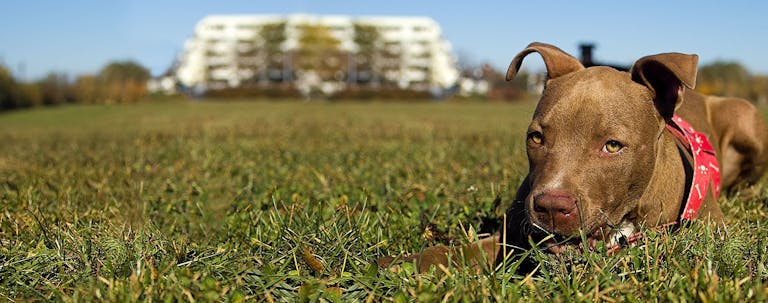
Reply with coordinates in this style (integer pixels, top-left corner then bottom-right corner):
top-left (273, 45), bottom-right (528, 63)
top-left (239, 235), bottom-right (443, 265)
top-left (0, 99), bottom-right (766, 302)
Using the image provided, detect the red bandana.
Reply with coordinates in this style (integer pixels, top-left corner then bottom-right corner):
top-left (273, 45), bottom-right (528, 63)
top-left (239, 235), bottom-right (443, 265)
top-left (665, 115), bottom-right (721, 222)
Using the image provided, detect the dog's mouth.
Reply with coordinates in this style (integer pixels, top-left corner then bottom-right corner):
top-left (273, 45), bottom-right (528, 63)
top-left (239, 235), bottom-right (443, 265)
top-left (535, 221), bottom-right (636, 254)
top-left (538, 230), bottom-right (605, 254)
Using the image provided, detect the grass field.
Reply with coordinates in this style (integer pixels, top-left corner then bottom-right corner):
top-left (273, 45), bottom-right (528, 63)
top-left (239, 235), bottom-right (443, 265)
top-left (0, 99), bottom-right (766, 302)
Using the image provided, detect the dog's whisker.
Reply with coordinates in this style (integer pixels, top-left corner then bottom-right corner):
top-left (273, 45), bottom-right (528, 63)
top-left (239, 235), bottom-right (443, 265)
top-left (530, 221), bottom-right (549, 234)
top-left (498, 242), bottom-right (528, 251)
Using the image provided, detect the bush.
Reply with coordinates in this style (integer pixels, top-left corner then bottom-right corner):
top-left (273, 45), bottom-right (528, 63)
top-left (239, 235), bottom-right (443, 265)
top-left (0, 65), bottom-right (45, 110)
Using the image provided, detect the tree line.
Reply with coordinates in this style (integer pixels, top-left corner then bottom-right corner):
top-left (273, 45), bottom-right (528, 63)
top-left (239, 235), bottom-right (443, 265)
top-left (2, 56), bottom-right (768, 112)
top-left (696, 61), bottom-right (768, 104)
top-left (0, 61), bottom-right (150, 111)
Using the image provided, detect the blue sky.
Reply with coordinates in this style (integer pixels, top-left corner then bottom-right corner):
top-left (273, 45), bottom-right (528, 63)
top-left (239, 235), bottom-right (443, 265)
top-left (1, 1), bottom-right (766, 80)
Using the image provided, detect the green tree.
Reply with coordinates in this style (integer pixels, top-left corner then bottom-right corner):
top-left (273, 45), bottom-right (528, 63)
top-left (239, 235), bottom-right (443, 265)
top-left (0, 65), bottom-right (42, 110)
top-left (260, 22), bottom-right (288, 83)
top-left (696, 61), bottom-right (768, 104)
top-left (19, 83), bottom-right (42, 107)
top-left (352, 23), bottom-right (382, 85)
top-left (72, 75), bottom-right (100, 104)
top-left (97, 60), bottom-right (150, 103)
top-left (38, 72), bottom-right (72, 105)
top-left (296, 24), bottom-right (347, 82)
top-left (750, 75), bottom-right (768, 104)
top-left (696, 61), bottom-right (750, 98)
top-left (99, 61), bottom-right (150, 84)
top-left (0, 65), bottom-right (17, 110)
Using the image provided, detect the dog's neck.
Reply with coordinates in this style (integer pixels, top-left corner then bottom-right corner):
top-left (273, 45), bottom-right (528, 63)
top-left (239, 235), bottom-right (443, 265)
top-left (632, 129), bottom-right (689, 226)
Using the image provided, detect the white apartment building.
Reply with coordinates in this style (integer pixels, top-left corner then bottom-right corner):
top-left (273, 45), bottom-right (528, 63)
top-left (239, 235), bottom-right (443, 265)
top-left (174, 14), bottom-right (459, 94)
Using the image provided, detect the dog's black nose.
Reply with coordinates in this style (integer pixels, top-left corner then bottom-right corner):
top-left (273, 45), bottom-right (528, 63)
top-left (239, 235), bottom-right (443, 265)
top-left (533, 190), bottom-right (579, 231)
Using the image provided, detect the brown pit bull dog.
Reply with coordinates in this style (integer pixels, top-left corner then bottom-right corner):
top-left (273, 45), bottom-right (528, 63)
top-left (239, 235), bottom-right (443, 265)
top-left (380, 42), bottom-right (768, 273)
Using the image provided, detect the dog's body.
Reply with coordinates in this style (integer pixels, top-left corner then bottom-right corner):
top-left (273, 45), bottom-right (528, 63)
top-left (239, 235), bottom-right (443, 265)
top-left (383, 43), bottom-right (768, 272)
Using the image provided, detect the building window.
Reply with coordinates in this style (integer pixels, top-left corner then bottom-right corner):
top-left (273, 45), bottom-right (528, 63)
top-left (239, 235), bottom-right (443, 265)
top-left (380, 26), bottom-right (401, 32)
top-left (237, 24), bottom-right (261, 31)
top-left (207, 24), bottom-right (225, 31)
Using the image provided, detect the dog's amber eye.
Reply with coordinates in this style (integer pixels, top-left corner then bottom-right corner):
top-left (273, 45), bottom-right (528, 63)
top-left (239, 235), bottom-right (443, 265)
top-left (527, 132), bottom-right (543, 145)
top-left (603, 140), bottom-right (623, 154)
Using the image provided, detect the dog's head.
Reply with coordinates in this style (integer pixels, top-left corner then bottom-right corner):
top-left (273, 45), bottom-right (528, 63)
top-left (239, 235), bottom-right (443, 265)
top-left (507, 42), bottom-right (698, 247)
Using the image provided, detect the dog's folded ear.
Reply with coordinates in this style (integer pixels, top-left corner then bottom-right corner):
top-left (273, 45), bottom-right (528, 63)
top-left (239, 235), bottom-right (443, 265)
top-left (506, 42), bottom-right (584, 81)
top-left (631, 53), bottom-right (698, 120)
